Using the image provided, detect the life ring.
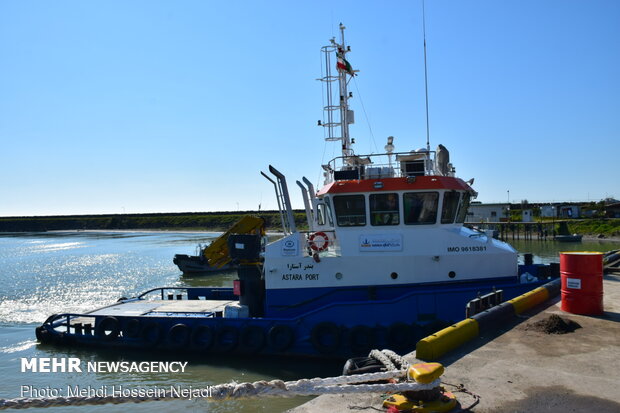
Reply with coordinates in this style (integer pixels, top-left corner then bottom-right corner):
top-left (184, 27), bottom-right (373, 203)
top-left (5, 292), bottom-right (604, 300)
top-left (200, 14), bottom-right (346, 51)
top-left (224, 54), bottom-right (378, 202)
top-left (308, 231), bottom-right (329, 252)
top-left (123, 318), bottom-right (141, 338)
top-left (216, 326), bottom-right (239, 352)
top-left (239, 325), bottom-right (266, 353)
top-left (311, 322), bottom-right (341, 354)
top-left (191, 325), bottom-right (215, 350)
top-left (95, 316), bottom-right (120, 341)
top-left (268, 325), bottom-right (295, 352)
top-left (348, 325), bottom-right (376, 355)
top-left (167, 323), bottom-right (191, 348)
top-left (141, 322), bottom-right (163, 347)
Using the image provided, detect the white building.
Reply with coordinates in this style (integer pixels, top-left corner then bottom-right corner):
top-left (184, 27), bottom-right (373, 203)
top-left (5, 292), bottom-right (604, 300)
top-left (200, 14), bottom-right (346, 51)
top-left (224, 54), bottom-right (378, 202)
top-left (466, 203), bottom-right (510, 222)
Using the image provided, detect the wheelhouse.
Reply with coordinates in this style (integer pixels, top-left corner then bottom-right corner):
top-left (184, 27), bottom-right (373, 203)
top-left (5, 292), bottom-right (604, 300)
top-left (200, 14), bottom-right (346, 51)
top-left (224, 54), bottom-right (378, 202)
top-left (317, 180), bottom-right (473, 230)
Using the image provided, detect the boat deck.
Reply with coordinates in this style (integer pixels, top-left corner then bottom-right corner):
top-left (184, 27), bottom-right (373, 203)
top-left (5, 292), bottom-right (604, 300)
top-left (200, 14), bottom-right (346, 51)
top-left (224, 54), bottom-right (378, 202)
top-left (81, 299), bottom-right (236, 319)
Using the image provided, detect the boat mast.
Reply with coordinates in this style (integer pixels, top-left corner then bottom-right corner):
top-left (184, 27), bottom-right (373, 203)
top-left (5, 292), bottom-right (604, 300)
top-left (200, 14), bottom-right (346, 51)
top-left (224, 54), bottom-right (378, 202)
top-left (319, 23), bottom-right (355, 163)
top-left (422, 0), bottom-right (431, 152)
top-left (336, 24), bottom-right (353, 158)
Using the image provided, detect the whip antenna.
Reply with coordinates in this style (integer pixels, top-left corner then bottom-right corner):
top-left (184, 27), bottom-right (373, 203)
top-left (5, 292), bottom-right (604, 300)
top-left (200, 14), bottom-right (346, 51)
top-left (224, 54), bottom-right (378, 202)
top-left (422, 0), bottom-right (431, 152)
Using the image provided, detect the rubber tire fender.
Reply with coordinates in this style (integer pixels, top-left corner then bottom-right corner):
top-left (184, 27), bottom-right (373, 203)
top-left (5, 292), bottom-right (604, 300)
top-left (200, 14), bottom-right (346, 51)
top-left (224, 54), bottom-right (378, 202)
top-left (348, 325), bottom-right (376, 356)
top-left (311, 322), bottom-right (341, 354)
top-left (123, 318), bottom-right (141, 338)
top-left (191, 325), bottom-right (215, 350)
top-left (141, 322), bottom-right (163, 347)
top-left (35, 326), bottom-right (54, 345)
top-left (216, 326), bottom-right (239, 352)
top-left (95, 316), bottom-right (120, 341)
top-left (386, 322), bottom-right (414, 352)
top-left (267, 324), bottom-right (295, 352)
top-left (239, 325), bottom-right (266, 353)
top-left (167, 323), bottom-right (191, 348)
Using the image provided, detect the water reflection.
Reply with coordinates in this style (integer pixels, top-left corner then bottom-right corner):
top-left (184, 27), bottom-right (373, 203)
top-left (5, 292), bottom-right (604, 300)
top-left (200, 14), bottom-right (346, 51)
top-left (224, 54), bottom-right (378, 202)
top-left (512, 238), bottom-right (620, 264)
top-left (0, 232), bottom-right (332, 413)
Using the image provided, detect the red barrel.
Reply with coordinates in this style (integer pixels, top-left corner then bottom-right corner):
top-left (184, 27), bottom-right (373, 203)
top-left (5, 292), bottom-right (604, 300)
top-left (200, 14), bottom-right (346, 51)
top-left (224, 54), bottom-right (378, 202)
top-left (560, 252), bottom-right (604, 315)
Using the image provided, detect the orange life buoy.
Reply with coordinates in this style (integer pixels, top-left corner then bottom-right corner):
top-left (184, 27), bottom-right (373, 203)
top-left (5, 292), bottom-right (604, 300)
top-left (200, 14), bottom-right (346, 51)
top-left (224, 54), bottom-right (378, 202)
top-left (308, 231), bottom-right (329, 252)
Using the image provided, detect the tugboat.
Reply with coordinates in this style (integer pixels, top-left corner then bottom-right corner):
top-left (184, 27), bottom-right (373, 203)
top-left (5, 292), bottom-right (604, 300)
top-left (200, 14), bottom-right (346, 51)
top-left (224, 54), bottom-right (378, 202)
top-left (36, 25), bottom-right (557, 358)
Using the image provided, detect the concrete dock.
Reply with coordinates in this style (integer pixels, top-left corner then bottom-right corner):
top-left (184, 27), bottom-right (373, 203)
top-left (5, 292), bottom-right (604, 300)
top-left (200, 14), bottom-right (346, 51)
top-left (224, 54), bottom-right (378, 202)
top-left (290, 274), bottom-right (620, 413)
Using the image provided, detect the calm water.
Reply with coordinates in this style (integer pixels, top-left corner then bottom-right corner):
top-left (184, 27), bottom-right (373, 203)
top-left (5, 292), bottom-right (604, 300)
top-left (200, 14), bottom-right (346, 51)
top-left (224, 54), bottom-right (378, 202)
top-left (510, 237), bottom-right (619, 264)
top-left (0, 231), bottom-right (340, 413)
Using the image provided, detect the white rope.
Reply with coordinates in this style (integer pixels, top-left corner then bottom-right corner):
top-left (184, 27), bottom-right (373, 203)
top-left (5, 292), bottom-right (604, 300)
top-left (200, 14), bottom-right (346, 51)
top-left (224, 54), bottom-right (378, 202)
top-left (0, 373), bottom-right (439, 410)
top-left (367, 348), bottom-right (409, 371)
top-left (379, 349), bottom-right (409, 370)
top-left (368, 349), bottom-right (397, 371)
top-left (0, 350), bottom-right (432, 409)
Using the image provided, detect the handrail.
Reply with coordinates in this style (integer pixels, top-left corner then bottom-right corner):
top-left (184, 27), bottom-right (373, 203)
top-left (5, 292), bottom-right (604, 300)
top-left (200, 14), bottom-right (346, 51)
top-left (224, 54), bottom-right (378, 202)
top-left (137, 286), bottom-right (233, 299)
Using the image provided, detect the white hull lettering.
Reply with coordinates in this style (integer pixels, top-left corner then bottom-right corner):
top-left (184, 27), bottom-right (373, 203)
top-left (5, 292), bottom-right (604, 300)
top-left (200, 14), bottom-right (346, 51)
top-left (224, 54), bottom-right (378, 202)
top-left (282, 273), bottom-right (319, 280)
top-left (447, 246), bottom-right (487, 253)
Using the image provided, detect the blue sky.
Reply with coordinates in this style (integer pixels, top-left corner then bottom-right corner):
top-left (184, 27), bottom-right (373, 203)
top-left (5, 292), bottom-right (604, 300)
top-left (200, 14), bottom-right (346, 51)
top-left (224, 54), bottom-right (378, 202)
top-left (1, 0), bottom-right (618, 216)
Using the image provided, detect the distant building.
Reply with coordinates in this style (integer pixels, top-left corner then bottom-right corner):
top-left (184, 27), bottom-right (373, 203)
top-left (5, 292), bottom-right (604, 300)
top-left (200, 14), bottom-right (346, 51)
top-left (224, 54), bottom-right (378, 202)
top-left (558, 205), bottom-right (581, 218)
top-left (541, 204), bottom-right (581, 218)
top-left (540, 205), bottom-right (556, 218)
top-left (466, 203), bottom-right (510, 222)
top-left (522, 209), bottom-right (533, 222)
top-left (606, 202), bottom-right (620, 218)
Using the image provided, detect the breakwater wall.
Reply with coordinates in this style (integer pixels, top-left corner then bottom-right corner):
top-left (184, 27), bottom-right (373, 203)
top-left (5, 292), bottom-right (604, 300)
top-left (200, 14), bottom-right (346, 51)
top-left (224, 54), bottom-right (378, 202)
top-left (0, 211), bottom-right (307, 232)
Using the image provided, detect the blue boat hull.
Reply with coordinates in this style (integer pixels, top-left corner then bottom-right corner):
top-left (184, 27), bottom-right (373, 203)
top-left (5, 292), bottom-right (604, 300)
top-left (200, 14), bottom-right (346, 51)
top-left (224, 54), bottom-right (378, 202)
top-left (36, 271), bottom-right (554, 359)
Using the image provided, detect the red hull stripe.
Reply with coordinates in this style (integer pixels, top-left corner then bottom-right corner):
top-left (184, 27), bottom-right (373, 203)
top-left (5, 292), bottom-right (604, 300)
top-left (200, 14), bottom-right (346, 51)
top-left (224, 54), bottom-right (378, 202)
top-left (317, 176), bottom-right (471, 195)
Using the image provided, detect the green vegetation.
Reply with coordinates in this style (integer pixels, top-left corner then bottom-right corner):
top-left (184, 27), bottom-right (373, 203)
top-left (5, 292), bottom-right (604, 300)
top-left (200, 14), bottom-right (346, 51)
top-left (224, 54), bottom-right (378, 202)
top-left (0, 211), bottom-right (309, 232)
top-left (566, 219), bottom-right (620, 238)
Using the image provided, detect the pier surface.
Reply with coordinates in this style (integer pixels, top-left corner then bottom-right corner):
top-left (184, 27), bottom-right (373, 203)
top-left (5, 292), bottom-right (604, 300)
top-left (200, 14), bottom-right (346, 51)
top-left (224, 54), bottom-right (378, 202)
top-left (291, 274), bottom-right (620, 413)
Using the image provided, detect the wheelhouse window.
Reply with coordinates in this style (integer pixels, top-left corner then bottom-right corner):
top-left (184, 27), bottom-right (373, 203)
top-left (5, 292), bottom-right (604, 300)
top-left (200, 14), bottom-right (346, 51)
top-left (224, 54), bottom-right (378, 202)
top-left (333, 195), bottom-right (366, 226)
top-left (455, 193), bottom-right (471, 223)
top-left (370, 193), bottom-right (400, 226)
top-left (317, 198), bottom-right (334, 227)
top-left (404, 192), bottom-right (438, 225)
top-left (317, 203), bottom-right (327, 226)
top-left (441, 191), bottom-right (461, 224)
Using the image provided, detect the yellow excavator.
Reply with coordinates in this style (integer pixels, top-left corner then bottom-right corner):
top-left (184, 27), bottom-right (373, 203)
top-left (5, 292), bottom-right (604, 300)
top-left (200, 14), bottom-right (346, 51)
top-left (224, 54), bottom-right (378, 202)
top-left (202, 215), bottom-right (265, 268)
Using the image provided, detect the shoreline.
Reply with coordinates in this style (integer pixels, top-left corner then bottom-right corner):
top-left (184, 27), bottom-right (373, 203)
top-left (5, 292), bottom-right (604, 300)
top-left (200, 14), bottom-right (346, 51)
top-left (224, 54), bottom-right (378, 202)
top-left (1, 229), bottom-right (618, 243)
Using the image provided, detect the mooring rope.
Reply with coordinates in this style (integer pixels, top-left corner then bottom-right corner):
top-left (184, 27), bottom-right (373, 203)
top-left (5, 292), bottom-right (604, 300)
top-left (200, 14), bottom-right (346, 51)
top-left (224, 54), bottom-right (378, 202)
top-left (0, 372), bottom-right (440, 410)
top-left (0, 349), bottom-right (428, 409)
top-left (368, 349), bottom-right (409, 371)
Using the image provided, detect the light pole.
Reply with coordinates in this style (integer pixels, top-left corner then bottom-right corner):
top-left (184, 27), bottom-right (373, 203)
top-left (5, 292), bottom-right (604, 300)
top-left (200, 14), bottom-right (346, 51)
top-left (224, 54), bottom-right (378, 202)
top-left (506, 190), bottom-right (510, 222)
